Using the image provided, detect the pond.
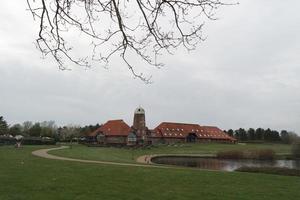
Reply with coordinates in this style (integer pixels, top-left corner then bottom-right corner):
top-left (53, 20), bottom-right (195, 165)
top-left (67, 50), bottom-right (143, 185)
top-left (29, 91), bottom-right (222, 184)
top-left (151, 156), bottom-right (300, 171)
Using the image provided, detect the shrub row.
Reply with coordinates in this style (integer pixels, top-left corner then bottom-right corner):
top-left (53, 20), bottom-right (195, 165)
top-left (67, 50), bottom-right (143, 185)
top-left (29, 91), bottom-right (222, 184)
top-left (292, 142), bottom-right (300, 158)
top-left (0, 136), bottom-right (56, 145)
top-left (216, 149), bottom-right (275, 160)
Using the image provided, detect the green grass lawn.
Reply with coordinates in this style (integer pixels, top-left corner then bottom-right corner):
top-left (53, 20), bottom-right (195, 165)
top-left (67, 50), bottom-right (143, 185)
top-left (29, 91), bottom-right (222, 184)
top-left (1, 144), bottom-right (299, 200)
top-left (50, 143), bottom-right (292, 163)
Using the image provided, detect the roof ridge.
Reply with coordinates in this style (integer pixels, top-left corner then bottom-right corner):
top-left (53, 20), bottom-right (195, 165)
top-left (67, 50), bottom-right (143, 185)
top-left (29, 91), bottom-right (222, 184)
top-left (107, 119), bottom-right (124, 122)
top-left (160, 122), bottom-right (200, 126)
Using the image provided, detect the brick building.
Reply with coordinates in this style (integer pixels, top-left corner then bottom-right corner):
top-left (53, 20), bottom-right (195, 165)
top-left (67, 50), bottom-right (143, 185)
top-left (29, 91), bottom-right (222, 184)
top-left (86, 106), bottom-right (236, 145)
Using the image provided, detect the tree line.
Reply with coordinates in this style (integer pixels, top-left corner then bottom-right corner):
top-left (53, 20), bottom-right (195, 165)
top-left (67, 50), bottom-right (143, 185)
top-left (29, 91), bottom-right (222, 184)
top-left (225, 128), bottom-right (299, 144)
top-left (0, 116), bottom-right (100, 141)
top-left (2, 115), bottom-right (299, 143)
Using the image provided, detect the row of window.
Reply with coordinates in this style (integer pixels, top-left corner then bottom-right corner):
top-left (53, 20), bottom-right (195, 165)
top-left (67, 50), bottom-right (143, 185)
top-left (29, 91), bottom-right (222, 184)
top-left (160, 128), bottom-right (204, 132)
top-left (159, 127), bottom-right (221, 134)
top-left (159, 133), bottom-right (227, 138)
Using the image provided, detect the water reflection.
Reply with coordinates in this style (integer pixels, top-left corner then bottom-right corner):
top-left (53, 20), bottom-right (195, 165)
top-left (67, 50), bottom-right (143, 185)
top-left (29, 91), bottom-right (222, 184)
top-left (151, 156), bottom-right (300, 171)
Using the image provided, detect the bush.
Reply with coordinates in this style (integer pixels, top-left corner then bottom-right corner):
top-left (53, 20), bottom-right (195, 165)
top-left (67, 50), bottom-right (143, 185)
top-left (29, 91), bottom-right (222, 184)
top-left (22, 137), bottom-right (56, 145)
top-left (251, 149), bottom-right (275, 160)
top-left (216, 149), bottom-right (275, 160)
top-left (216, 150), bottom-right (244, 159)
top-left (292, 142), bottom-right (300, 158)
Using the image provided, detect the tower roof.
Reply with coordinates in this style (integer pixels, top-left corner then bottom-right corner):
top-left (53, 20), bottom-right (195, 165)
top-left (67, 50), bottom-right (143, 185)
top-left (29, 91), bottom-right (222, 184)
top-left (134, 106), bottom-right (145, 114)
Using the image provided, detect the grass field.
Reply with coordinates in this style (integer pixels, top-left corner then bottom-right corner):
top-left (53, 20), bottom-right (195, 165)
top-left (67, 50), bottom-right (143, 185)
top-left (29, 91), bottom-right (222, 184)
top-left (50, 143), bottom-right (292, 163)
top-left (1, 144), bottom-right (299, 200)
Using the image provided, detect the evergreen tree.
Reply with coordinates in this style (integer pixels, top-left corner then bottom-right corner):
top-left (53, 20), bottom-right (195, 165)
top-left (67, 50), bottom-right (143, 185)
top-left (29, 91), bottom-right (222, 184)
top-left (255, 128), bottom-right (265, 140)
top-left (247, 128), bottom-right (255, 140)
top-left (239, 128), bottom-right (248, 141)
top-left (227, 129), bottom-right (234, 137)
top-left (264, 128), bottom-right (272, 141)
top-left (234, 128), bottom-right (247, 141)
top-left (271, 130), bottom-right (281, 141)
top-left (234, 130), bottom-right (240, 140)
top-left (0, 116), bottom-right (8, 135)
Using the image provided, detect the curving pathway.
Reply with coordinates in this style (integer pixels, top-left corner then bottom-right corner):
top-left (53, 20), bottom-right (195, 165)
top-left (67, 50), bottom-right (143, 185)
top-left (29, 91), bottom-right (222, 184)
top-left (32, 146), bottom-right (175, 169)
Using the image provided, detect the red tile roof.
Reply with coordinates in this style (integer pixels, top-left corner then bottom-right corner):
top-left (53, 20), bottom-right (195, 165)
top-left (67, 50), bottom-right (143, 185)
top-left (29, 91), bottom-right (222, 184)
top-left (152, 122), bottom-right (236, 141)
top-left (201, 126), bottom-right (236, 141)
top-left (87, 119), bottom-right (131, 137)
top-left (153, 122), bottom-right (204, 138)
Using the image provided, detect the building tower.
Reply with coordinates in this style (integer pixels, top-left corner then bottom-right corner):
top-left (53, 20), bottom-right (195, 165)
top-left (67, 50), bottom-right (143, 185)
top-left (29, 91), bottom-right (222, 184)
top-left (133, 106), bottom-right (147, 143)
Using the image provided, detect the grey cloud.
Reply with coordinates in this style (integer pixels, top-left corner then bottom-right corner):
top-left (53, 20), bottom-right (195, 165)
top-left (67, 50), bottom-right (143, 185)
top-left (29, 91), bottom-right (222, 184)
top-left (0, 0), bottom-right (299, 134)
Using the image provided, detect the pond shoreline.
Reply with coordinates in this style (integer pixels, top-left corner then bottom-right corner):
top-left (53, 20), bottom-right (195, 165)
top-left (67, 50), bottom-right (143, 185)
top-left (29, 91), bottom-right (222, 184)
top-left (148, 155), bottom-right (300, 172)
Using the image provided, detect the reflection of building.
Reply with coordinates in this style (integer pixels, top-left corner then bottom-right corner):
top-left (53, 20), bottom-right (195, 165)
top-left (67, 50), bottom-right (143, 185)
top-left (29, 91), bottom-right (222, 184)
top-left (86, 106), bottom-right (236, 146)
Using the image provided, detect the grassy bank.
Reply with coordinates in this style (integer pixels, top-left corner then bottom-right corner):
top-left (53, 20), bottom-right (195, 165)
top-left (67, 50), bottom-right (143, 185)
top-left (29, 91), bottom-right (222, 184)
top-left (50, 143), bottom-right (292, 163)
top-left (236, 167), bottom-right (300, 177)
top-left (0, 145), bottom-right (300, 200)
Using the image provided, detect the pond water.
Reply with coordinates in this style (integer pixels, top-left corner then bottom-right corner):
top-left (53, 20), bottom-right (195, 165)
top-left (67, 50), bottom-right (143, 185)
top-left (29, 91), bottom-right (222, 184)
top-left (151, 156), bottom-right (300, 171)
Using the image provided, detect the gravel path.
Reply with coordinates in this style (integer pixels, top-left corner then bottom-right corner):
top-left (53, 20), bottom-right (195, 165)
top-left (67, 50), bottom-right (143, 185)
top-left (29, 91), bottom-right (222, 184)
top-left (32, 146), bottom-right (218, 172)
top-left (31, 146), bottom-right (171, 169)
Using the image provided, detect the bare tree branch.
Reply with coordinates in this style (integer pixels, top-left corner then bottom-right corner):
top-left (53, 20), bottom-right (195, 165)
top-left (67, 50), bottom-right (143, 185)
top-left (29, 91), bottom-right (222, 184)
top-left (27, 0), bottom-right (234, 83)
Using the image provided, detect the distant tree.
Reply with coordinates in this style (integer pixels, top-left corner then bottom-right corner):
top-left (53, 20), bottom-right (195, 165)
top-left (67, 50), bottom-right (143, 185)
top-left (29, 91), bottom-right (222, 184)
top-left (0, 116), bottom-right (9, 135)
top-left (234, 128), bottom-right (247, 141)
top-left (58, 125), bottom-right (81, 140)
top-left (247, 128), bottom-right (255, 141)
top-left (280, 130), bottom-right (290, 143)
top-left (8, 124), bottom-right (22, 136)
top-left (287, 132), bottom-right (300, 144)
top-left (255, 128), bottom-right (265, 141)
top-left (79, 126), bottom-right (92, 136)
top-left (264, 128), bottom-right (272, 141)
top-left (40, 121), bottom-right (57, 137)
top-left (270, 130), bottom-right (280, 141)
top-left (240, 128), bottom-right (247, 141)
top-left (227, 129), bottom-right (234, 137)
top-left (79, 123), bottom-right (101, 136)
top-left (28, 123), bottom-right (42, 137)
top-left (23, 121), bottom-right (33, 136)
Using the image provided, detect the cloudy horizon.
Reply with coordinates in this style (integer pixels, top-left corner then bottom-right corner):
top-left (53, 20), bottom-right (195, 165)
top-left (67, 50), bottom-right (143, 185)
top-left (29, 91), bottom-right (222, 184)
top-left (0, 0), bottom-right (299, 134)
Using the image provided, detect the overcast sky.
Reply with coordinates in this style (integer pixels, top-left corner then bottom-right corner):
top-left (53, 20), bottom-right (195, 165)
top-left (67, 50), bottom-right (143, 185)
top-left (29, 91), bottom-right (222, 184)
top-left (0, 1), bottom-right (299, 133)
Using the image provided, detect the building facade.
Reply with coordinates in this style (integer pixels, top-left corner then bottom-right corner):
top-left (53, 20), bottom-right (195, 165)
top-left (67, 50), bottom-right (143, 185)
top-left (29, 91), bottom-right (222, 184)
top-left (86, 107), bottom-right (236, 145)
